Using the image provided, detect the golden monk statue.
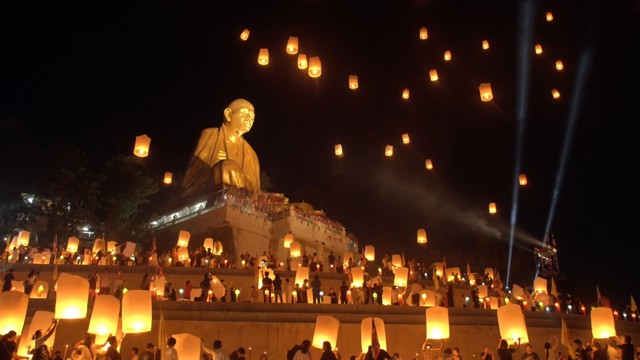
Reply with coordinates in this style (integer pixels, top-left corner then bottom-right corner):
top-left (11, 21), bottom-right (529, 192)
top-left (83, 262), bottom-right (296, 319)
top-left (182, 98), bottom-right (260, 198)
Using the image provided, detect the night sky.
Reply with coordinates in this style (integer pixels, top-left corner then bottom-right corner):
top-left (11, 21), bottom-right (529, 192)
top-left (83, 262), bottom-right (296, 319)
top-left (1, 1), bottom-right (638, 309)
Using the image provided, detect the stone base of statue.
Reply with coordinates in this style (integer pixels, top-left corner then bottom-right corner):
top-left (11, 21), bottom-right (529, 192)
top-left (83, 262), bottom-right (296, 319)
top-left (148, 185), bottom-right (357, 267)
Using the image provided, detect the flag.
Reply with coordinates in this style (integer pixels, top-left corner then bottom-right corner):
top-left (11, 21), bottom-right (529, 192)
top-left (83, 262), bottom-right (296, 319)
top-left (631, 295), bottom-right (638, 312)
top-left (560, 316), bottom-right (572, 355)
top-left (442, 256), bottom-right (447, 272)
top-left (551, 277), bottom-right (559, 298)
top-left (466, 262), bottom-right (472, 278)
top-left (371, 317), bottom-right (380, 348)
top-left (158, 307), bottom-right (167, 359)
top-left (597, 286), bottom-right (602, 306)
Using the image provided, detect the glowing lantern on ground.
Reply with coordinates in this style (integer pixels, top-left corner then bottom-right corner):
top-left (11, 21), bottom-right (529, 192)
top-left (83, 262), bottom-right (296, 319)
top-left (552, 89), bottom-right (560, 99)
top-left (425, 159), bottom-right (434, 170)
top-left (290, 241), bottom-right (301, 258)
top-left (480, 83), bottom-right (493, 102)
top-left (30, 280), bottom-right (49, 299)
top-left (444, 50), bottom-right (452, 62)
top-left (385, 145), bottom-right (393, 157)
top-left (546, 12), bottom-right (554, 22)
top-left (394, 267), bottom-right (409, 287)
top-left (429, 69), bottom-right (438, 81)
top-left (497, 304), bottom-right (529, 343)
top-left (16, 311), bottom-right (56, 357)
top-left (391, 254), bottom-right (402, 268)
top-left (240, 29), bottom-right (250, 41)
top-left (351, 267), bottom-right (364, 288)
top-left (313, 315), bottom-right (339, 349)
top-left (286, 36), bottom-right (299, 54)
top-left (364, 245), bottom-right (375, 261)
top-left (134, 134), bottom-right (151, 157)
top-left (283, 233), bottom-right (294, 248)
top-left (417, 229), bottom-right (427, 244)
top-left (534, 277), bottom-right (548, 293)
top-left (295, 267), bottom-right (309, 287)
top-left (173, 333), bottom-right (202, 359)
top-left (419, 27), bottom-right (428, 40)
top-left (445, 267), bottom-right (461, 282)
top-left (258, 48), bottom-right (269, 65)
top-left (421, 289), bottom-right (436, 307)
top-left (433, 262), bottom-right (444, 277)
top-left (519, 174), bottom-right (528, 186)
top-left (535, 44), bottom-right (543, 54)
top-left (122, 290), bottom-right (152, 333)
top-left (67, 236), bottom-right (79, 253)
top-left (490, 297), bottom-right (500, 310)
top-left (334, 144), bottom-right (344, 157)
top-left (426, 307), bottom-right (450, 339)
top-left (163, 172), bottom-right (173, 184)
top-left (489, 202), bottom-right (497, 214)
top-left (478, 285), bottom-right (489, 299)
top-left (203, 238), bottom-right (214, 253)
top-left (402, 133), bottom-right (410, 144)
top-left (178, 247), bottom-right (189, 261)
top-left (556, 60), bottom-right (564, 71)
top-left (349, 75), bottom-right (359, 90)
top-left (402, 88), bottom-right (410, 99)
top-left (512, 284), bottom-right (524, 300)
top-left (308, 56), bottom-right (322, 78)
top-left (361, 317), bottom-right (387, 353)
top-left (0, 291), bottom-right (29, 335)
top-left (382, 286), bottom-right (392, 305)
top-left (93, 238), bottom-right (105, 254)
top-left (88, 295), bottom-right (119, 337)
top-left (298, 54), bottom-right (308, 69)
top-left (482, 40), bottom-right (490, 50)
top-left (17, 230), bottom-right (30, 247)
top-left (55, 274), bottom-right (89, 319)
top-left (177, 230), bottom-right (190, 247)
top-left (107, 241), bottom-right (117, 254)
top-left (591, 307), bottom-right (616, 338)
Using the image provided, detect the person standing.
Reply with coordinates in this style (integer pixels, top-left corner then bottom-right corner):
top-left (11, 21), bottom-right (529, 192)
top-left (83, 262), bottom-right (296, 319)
top-left (0, 330), bottom-right (26, 360)
top-left (104, 336), bottom-right (121, 360)
top-left (130, 347), bottom-right (140, 360)
top-left (2, 269), bottom-right (15, 292)
top-left (29, 319), bottom-right (59, 360)
top-left (452, 347), bottom-right (463, 360)
top-left (410, 280), bottom-right (422, 306)
top-left (310, 275), bottom-right (322, 304)
top-left (320, 341), bottom-right (337, 360)
top-left (283, 278), bottom-right (294, 303)
top-left (273, 274), bottom-right (283, 303)
top-left (521, 344), bottom-right (539, 360)
top-left (261, 272), bottom-right (274, 303)
top-left (497, 339), bottom-right (520, 360)
top-left (165, 337), bottom-right (179, 360)
top-left (229, 348), bottom-right (246, 360)
top-left (100, 268), bottom-right (112, 295)
top-left (202, 340), bottom-right (229, 360)
top-left (481, 345), bottom-right (493, 360)
top-left (339, 281), bottom-right (349, 304)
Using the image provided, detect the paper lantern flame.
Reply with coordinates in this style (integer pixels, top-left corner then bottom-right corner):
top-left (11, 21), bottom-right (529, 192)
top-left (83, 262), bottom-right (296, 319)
top-left (308, 56), bottom-right (322, 78)
top-left (286, 36), bottom-right (299, 55)
top-left (240, 29), bottom-right (250, 41)
top-left (480, 83), bottom-right (493, 102)
top-left (417, 228), bottom-right (427, 244)
top-left (298, 54), bottom-right (308, 69)
top-left (349, 75), bottom-right (359, 90)
top-left (134, 134), bottom-right (151, 157)
top-left (163, 172), bottom-right (173, 184)
top-left (419, 27), bottom-right (428, 40)
top-left (402, 88), bottom-right (410, 99)
top-left (258, 48), bottom-right (269, 65)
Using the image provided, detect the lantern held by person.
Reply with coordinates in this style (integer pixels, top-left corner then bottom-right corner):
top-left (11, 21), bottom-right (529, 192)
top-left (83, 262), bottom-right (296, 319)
top-left (55, 274), bottom-right (89, 319)
top-left (0, 291), bottom-right (29, 335)
top-left (361, 317), bottom-right (387, 353)
top-left (312, 315), bottom-right (340, 349)
top-left (497, 304), bottom-right (529, 343)
top-left (426, 307), bottom-right (450, 339)
top-left (122, 290), bottom-right (152, 333)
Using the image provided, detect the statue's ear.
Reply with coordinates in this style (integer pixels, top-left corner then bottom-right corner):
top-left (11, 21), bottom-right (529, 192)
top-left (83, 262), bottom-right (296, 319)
top-left (223, 108), bottom-right (232, 122)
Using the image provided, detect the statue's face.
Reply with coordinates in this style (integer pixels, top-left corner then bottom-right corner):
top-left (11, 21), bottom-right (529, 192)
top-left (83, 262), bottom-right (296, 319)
top-left (227, 105), bottom-right (255, 136)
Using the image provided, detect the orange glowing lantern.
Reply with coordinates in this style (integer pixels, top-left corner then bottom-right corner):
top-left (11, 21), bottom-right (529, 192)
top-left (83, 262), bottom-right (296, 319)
top-left (497, 304), bottom-right (530, 343)
top-left (290, 241), bottom-right (301, 258)
top-left (546, 12), bottom-right (554, 22)
top-left (349, 75), bottom-right (359, 90)
top-left (122, 290), bottom-right (152, 333)
top-left (364, 245), bottom-right (375, 261)
top-left (482, 40), bottom-right (490, 50)
top-left (213, 240), bottom-right (223, 255)
top-left (134, 134), bottom-right (151, 158)
top-left (591, 307), bottom-right (616, 338)
top-left (519, 174), bottom-right (528, 186)
top-left (479, 83), bottom-right (493, 102)
top-left (154, 275), bottom-right (165, 297)
top-left (66, 236), bottom-right (80, 253)
top-left (420, 289), bottom-right (437, 307)
top-left (512, 284), bottom-right (525, 300)
top-left (334, 144), bottom-right (344, 157)
top-left (552, 89), bottom-right (560, 99)
top-left (394, 267), bottom-right (409, 287)
top-left (93, 238), bottom-right (105, 254)
top-left (391, 254), bottom-right (402, 268)
top-left (343, 252), bottom-right (353, 266)
top-left (556, 60), bottom-right (564, 71)
top-left (402, 133), bottom-right (410, 144)
top-left (429, 69), bottom-right (438, 81)
top-left (419, 27), bottom-right (428, 40)
top-left (163, 172), bottom-right (173, 184)
top-left (295, 267), bottom-right (309, 287)
top-left (107, 241), bottom-right (117, 254)
top-left (445, 267), bottom-right (461, 282)
top-left (313, 315), bottom-right (340, 349)
top-left (286, 36), bottom-right (299, 55)
top-left (425, 159), bottom-right (434, 170)
top-left (426, 307), bottom-right (450, 339)
top-left (484, 268), bottom-right (495, 280)
top-left (489, 202), bottom-right (497, 214)
top-left (382, 286), bottom-right (392, 305)
top-left (16, 311), bottom-right (56, 357)
top-left (308, 56), bottom-right (322, 78)
top-left (88, 295), bottom-right (120, 337)
top-left (444, 50), bottom-right (452, 62)
top-left (203, 238), bottom-right (214, 253)
top-left (240, 29), bottom-right (250, 41)
top-left (385, 145), bottom-right (393, 157)
top-left (283, 232), bottom-right (294, 248)
top-left (417, 228), bottom-right (427, 244)
top-left (177, 247), bottom-right (189, 261)
top-left (535, 44), bottom-right (543, 55)
top-left (17, 230), bottom-right (30, 247)
top-left (433, 262), bottom-right (444, 277)
top-left (478, 285), bottom-right (489, 299)
top-left (351, 267), bottom-right (364, 288)
top-left (173, 333), bottom-right (202, 359)
top-left (258, 48), bottom-right (269, 65)
top-left (177, 230), bottom-right (190, 247)
top-left (30, 280), bottom-right (49, 299)
top-left (361, 317), bottom-right (387, 353)
top-left (0, 291), bottom-right (29, 335)
top-left (490, 297), bottom-right (500, 310)
top-left (55, 274), bottom-right (89, 319)
top-left (298, 54), bottom-right (308, 69)
top-left (402, 88), bottom-right (410, 100)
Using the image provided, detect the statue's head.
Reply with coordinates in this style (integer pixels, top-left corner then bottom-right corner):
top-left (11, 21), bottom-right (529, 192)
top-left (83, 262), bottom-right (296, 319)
top-left (223, 98), bottom-right (255, 137)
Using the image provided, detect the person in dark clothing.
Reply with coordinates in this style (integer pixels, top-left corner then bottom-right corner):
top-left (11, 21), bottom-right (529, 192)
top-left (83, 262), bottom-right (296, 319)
top-left (572, 339), bottom-right (590, 360)
top-left (105, 336), bottom-right (121, 360)
top-left (2, 269), bottom-right (15, 292)
top-left (613, 335), bottom-right (635, 360)
top-left (339, 281), bottom-right (349, 304)
top-left (497, 339), bottom-right (520, 360)
top-left (310, 275), bottom-right (322, 304)
top-left (273, 274), bottom-right (283, 303)
top-left (591, 342), bottom-right (607, 360)
top-left (199, 273), bottom-right (212, 301)
top-left (0, 330), bottom-right (19, 360)
top-left (229, 347), bottom-right (246, 360)
top-left (365, 342), bottom-right (392, 360)
top-left (321, 341), bottom-right (338, 360)
top-left (261, 272), bottom-right (274, 303)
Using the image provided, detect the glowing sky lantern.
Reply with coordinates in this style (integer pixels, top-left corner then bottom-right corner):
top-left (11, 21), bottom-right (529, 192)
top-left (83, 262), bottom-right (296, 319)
top-left (298, 54), bottom-right (308, 69)
top-left (419, 27), bottom-right (428, 40)
top-left (385, 145), bottom-right (393, 157)
top-left (444, 50), bottom-right (452, 62)
top-left (16, 311), bottom-right (56, 358)
top-left (402, 133), bottom-right (410, 144)
top-left (203, 238), bottom-right (214, 253)
top-left (17, 230), bottom-right (30, 247)
top-left (258, 48), bottom-right (269, 65)
top-left (497, 304), bottom-right (529, 343)
top-left (429, 69), bottom-right (438, 81)
top-left (402, 88), bottom-right (410, 100)
top-left (394, 267), bottom-right (409, 287)
top-left (482, 40), bottom-right (490, 50)
top-left (88, 295), bottom-right (120, 337)
top-left (479, 83), bottom-right (493, 101)
top-left (93, 238), bottom-right (105, 254)
top-left (361, 317), bottom-right (387, 353)
top-left (107, 241), bottom-right (117, 254)
top-left (349, 75), bottom-right (359, 89)
top-left (546, 12), bottom-right (554, 22)
top-left (55, 274), bottom-right (89, 319)
top-left (133, 134), bottom-right (151, 157)
top-left (178, 247), bottom-right (189, 261)
top-left (426, 307), bottom-right (450, 339)
top-left (290, 241), bottom-right (301, 257)
top-left (425, 159), bottom-right (434, 170)
top-left (552, 89), bottom-right (561, 99)
top-left (555, 60), bottom-right (564, 71)
top-left (519, 174), bottom-right (528, 186)
top-left (478, 285), bottom-right (489, 298)
top-left (489, 202), bottom-right (497, 214)
top-left (420, 289), bottom-right (436, 307)
top-left (240, 29), bottom-right (250, 41)
top-left (308, 56), bottom-right (321, 77)
top-left (445, 267), bottom-right (461, 282)
top-left (391, 254), bottom-right (402, 268)
top-left (0, 291), bottom-right (29, 335)
top-left (334, 144), bottom-right (344, 157)
top-left (295, 266), bottom-right (310, 287)
top-left (283, 232), bottom-right (294, 248)
top-left (122, 290), bottom-right (152, 333)
top-left (417, 228), bottom-right (427, 244)
top-left (312, 315), bottom-right (340, 349)
top-left (286, 36), bottom-right (299, 54)
top-left (533, 277), bottom-right (548, 294)
top-left (591, 307), bottom-right (616, 338)
top-left (173, 333), bottom-right (203, 359)
top-left (364, 245), bottom-right (375, 261)
top-left (67, 236), bottom-right (80, 253)
top-left (177, 230), bottom-right (190, 247)
top-left (351, 267), bottom-right (364, 287)
top-left (163, 172), bottom-right (173, 184)
top-left (535, 44), bottom-right (543, 54)
top-left (30, 280), bottom-right (49, 299)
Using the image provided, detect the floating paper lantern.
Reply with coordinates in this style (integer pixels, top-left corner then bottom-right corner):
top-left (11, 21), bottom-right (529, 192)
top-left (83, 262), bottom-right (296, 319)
top-left (497, 304), bottom-right (529, 343)
top-left (426, 307), bottom-right (450, 339)
top-left (0, 291), bottom-right (29, 335)
top-left (361, 317), bottom-right (387, 353)
top-left (177, 230), bottom-right (190, 247)
top-left (308, 56), bottom-right (321, 78)
top-left (210, 275), bottom-right (226, 299)
top-left (382, 286), bottom-right (392, 305)
top-left (290, 241), bottom-right (301, 258)
top-left (283, 233), bottom-right (294, 248)
top-left (385, 145), bottom-right (393, 157)
top-left (107, 241), bottom-right (117, 254)
top-left (477, 285), bottom-right (489, 299)
top-left (425, 159), bottom-right (434, 170)
top-left (489, 202), bottom-right (497, 214)
top-left (173, 333), bottom-right (202, 359)
top-left (482, 40), bottom-right (490, 50)
top-left (546, 12), bottom-right (554, 22)
top-left (349, 75), bottom-right (359, 90)
top-left (16, 311), bottom-right (56, 357)
top-left (444, 50), bottom-right (452, 62)
top-left (88, 295), bottom-right (120, 337)
top-left (402, 133), bottom-right (410, 144)
top-left (334, 144), bottom-right (344, 157)
top-left (535, 44), bottom-right (543, 54)
top-left (433, 262), bottom-right (444, 277)
top-left (213, 240), bottom-right (223, 255)
top-left (419, 27), bottom-right (428, 40)
top-left (429, 69), bottom-right (438, 81)
top-left (240, 29), bottom-right (250, 41)
top-left (391, 254), bottom-right (402, 268)
top-left (445, 267), bottom-right (461, 282)
top-left (490, 297), bottom-right (500, 310)
top-left (484, 268), bottom-right (495, 280)
top-left (122, 290), bottom-right (152, 333)
top-left (163, 172), bottom-right (173, 184)
top-left (364, 245), bottom-right (375, 261)
top-left (394, 267), bottom-right (409, 287)
top-left (286, 36), bottom-right (299, 54)
top-left (402, 88), bottom-right (410, 99)
top-left (555, 60), bottom-right (564, 71)
top-left (534, 277), bottom-right (548, 294)
top-left (134, 134), bottom-right (151, 157)
top-left (417, 229), bottom-right (427, 244)
top-left (67, 236), bottom-right (80, 253)
top-left (178, 247), bottom-right (189, 261)
top-left (17, 230), bottom-right (30, 247)
top-left (203, 238), bottom-right (214, 253)
top-left (343, 252), bottom-right (353, 266)
top-left (154, 275), bottom-right (166, 296)
top-left (313, 315), bottom-right (340, 349)
top-left (591, 307), bottom-right (616, 338)
top-left (519, 174), bottom-right (528, 186)
top-left (298, 54), bottom-right (308, 69)
top-left (55, 274), bottom-right (89, 319)
top-left (294, 266), bottom-right (310, 288)
top-left (351, 267), bottom-right (364, 288)
top-left (30, 280), bottom-right (49, 299)
top-left (552, 89), bottom-right (560, 99)
top-left (258, 48), bottom-right (269, 65)
top-left (93, 238), bottom-right (105, 254)
top-left (512, 284), bottom-right (524, 300)
top-left (479, 83), bottom-right (493, 102)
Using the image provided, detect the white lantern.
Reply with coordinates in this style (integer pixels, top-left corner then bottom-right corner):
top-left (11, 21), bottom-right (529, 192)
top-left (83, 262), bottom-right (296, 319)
top-left (482, 40), bottom-right (490, 50)
top-left (490, 297), bottom-right (500, 310)
top-left (67, 236), bottom-right (80, 253)
top-left (349, 75), bottom-right (359, 90)
top-left (484, 268), bottom-right (495, 279)
top-left (177, 230), bottom-right (190, 247)
top-left (154, 275), bottom-right (166, 297)
top-left (361, 317), bottom-right (387, 353)
top-left (0, 291), bottom-right (29, 335)
top-left (203, 238), bottom-right (214, 252)
top-left (16, 311), bottom-right (56, 357)
top-left (420, 289), bottom-right (436, 307)
top-left (93, 238), bottom-right (106, 254)
top-left (364, 245), bottom-right (375, 261)
top-left (351, 267), bottom-right (364, 288)
top-left (173, 333), bottom-right (203, 359)
top-left (283, 233), bottom-right (294, 248)
top-left (445, 267), bottom-right (461, 282)
top-left (433, 262), bottom-right (444, 277)
top-left (122, 290), bottom-right (152, 333)
top-left (382, 286), bottom-right (392, 306)
top-left (425, 159), bottom-right (434, 170)
top-left (402, 133), bottom-right (410, 144)
top-left (419, 27), bottom-right (428, 40)
top-left (163, 172), bottom-right (173, 184)
top-left (178, 247), bottom-right (189, 261)
top-left (308, 56), bottom-right (322, 78)
top-left (394, 267), bottom-right (409, 287)
top-left (88, 295), bottom-right (120, 337)
top-left (477, 285), bottom-right (489, 299)
top-left (391, 254), bottom-right (402, 268)
top-left (313, 315), bottom-right (340, 349)
top-left (512, 284), bottom-right (524, 300)
top-left (429, 69), bottom-right (438, 82)
top-left (55, 274), bottom-right (89, 319)
top-left (402, 88), bottom-right (410, 100)
top-left (591, 307), bottom-right (616, 339)
top-left (334, 144), bottom-right (344, 157)
top-left (290, 241), bottom-right (301, 258)
top-left (533, 277), bottom-right (548, 294)
top-left (444, 50), bottom-right (452, 62)
top-left (30, 280), bottom-right (49, 299)
top-left (552, 89), bottom-right (561, 99)
top-left (426, 307), bottom-right (450, 339)
top-left (489, 202), bottom-right (497, 214)
top-left (107, 241), bottom-right (117, 254)
top-left (519, 174), bottom-right (528, 186)
top-left (535, 44), bottom-right (543, 54)
top-left (17, 230), bottom-right (30, 247)
top-left (343, 252), bottom-right (354, 266)
top-left (295, 267), bottom-right (310, 288)
top-left (546, 12), bottom-right (554, 22)
top-left (298, 54), bottom-right (308, 69)
top-left (480, 83), bottom-right (493, 102)
top-left (497, 304), bottom-right (529, 343)
top-left (240, 29), bottom-right (250, 41)
top-left (286, 36), bottom-right (299, 55)
top-left (555, 60), bottom-right (564, 71)
top-left (385, 145), bottom-right (393, 157)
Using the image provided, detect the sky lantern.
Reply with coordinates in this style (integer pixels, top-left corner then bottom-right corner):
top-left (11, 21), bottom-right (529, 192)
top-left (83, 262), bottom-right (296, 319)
top-left (213, 240), bottom-right (223, 255)
top-left (361, 317), bottom-right (387, 353)
top-left (240, 29), bottom-right (250, 41)
top-left (88, 295), bottom-right (120, 338)
top-left (16, 311), bottom-right (56, 358)
top-left (425, 159), bottom-right (434, 170)
top-left (0, 291), bottom-right (29, 335)
top-left (478, 285), bottom-right (489, 299)
top-left (419, 27), bottom-right (428, 40)
top-left (295, 266), bottom-right (309, 287)
top-left (364, 245), bottom-right (375, 261)
top-left (30, 280), bottom-right (49, 299)
top-left (163, 172), bottom-right (173, 184)
top-left (298, 54), bottom-right (308, 69)
top-left (55, 274), bottom-right (89, 319)
top-left (177, 230), bottom-right (190, 247)
top-left (484, 268), bottom-right (495, 280)
top-left (210, 275), bottom-right (226, 299)
top-left (67, 236), bottom-right (79, 253)
top-left (479, 83), bottom-right (493, 101)
top-left (334, 144), bottom-right (344, 157)
top-left (391, 254), bottom-right (402, 268)
top-left (173, 333), bottom-right (203, 359)
top-left (283, 232), bottom-right (294, 248)
top-left (107, 241), bottom-right (117, 254)
top-left (512, 284), bottom-right (525, 300)
top-left (555, 60), bottom-right (564, 71)
top-left (489, 202), bottom-right (497, 214)
top-left (258, 48), bottom-right (269, 65)
top-left (385, 145), bottom-right (393, 157)
top-left (290, 241), bottom-right (301, 258)
top-left (286, 36), bottom-right (299, 54)
top-left (133, 134), bottom-right (151, 157)
top-left (402, 88), bottom-right (410, 99)
top-left (308, 56), bottom-right (322, 77)
top-left (382, 286), bottom-right (392, 305)
top-left (426, 307), bottom-right (450, 339)
top-left (313, 315), bottom-right (340, 349)
top-left (394, 267), bottom-right (409, 287)
top-left (519, 174), bottom-right (528, 186)
top-left (122, 290), bottom-right (152, 333)
top-left (482, 40), bottom-right (490, 50)
top-left (178, 247), bottom-right (189, 261)
top-left (17, 230), bottom-right (30, 247)
top-left (349, 75), bottom-right (359, 90)
top-left (417, 228), bottom-right (427, 244)
top-left (402, 133), bottom-right (410, 144)
top-left (351, 267), bottom-right (364, 287)
top-left (497, 304), bottom-right (529, 343)
top-left (535, 44), bottom-right (543, 54)
top-left (591, 307), bottom-right (616, 338)
top-left (444, 50), bottom-right (452, 61)
top-left (445, 267), bottom-right (461, 282)
top-left (429, 69), bottom-right (438, 81)
top-left (546, 12), bottom-right (554, 22)
top-left (490, 297), bottom-right (500, 310)
top-left (420, 289), bottom-right (436, 307)
top-left (343, 252), bottom-right (353, 266)
top-left (203, 238), bottom-right (214, 253)
top-left (93, 238), bottom-right (105, 254)
top-left (533, 277), bottom-right (548, 293)
top-left (552, 89), bottom-right (561, 99)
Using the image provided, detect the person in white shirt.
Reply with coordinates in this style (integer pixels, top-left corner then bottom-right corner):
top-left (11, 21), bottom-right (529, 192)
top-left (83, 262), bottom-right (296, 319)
top-left (202, 339), bottom-right (229, 360)
top-left (165, 337), bottom-right (179, 360)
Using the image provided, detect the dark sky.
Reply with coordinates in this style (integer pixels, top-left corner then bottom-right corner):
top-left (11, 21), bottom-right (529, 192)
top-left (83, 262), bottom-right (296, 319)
top-left (1, 1), bottom-right (638, 309)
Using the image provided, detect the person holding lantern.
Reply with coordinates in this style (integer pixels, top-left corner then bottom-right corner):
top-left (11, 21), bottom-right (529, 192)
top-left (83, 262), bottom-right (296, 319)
top-left (29, 319), bottom-right (58, 360)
